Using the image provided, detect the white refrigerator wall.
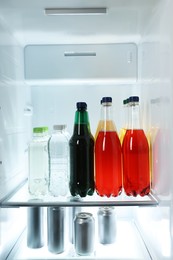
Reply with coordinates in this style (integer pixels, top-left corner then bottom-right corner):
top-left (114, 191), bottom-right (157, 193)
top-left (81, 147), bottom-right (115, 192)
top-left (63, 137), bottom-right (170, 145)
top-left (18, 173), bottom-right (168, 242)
top-left (0, 18), bottom-right (30, 259)
top-left (136, 1), bottom-right (173, 259)
top-left (0, 0), bottom-right (173, 259)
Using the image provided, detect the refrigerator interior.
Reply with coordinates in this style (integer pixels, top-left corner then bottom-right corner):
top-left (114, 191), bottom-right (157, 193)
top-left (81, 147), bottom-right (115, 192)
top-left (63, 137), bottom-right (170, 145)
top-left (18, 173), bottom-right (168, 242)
top-left (0, 0), bottom-right (173, 259)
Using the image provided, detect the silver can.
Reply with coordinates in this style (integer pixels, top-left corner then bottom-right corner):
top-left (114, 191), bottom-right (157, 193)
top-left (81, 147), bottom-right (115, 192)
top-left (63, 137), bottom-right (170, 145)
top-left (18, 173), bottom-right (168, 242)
top-left (97, 207), bottom-right (116, 244)
top-left (74, 212), bottom-right (95, 256)
top-left (27, 206), bottom-right (44, 248)
top-left (47, 207), bottom-right (65, 254)
top-left (68, 196), bottom-right (82, 244)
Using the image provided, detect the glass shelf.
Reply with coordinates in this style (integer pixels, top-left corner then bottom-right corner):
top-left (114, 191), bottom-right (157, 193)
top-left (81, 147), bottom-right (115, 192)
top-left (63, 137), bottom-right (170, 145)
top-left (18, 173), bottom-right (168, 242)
top-left (8, 220), bottom-right (151, 260)
top-left (1, 180), bottom-right (159, 208)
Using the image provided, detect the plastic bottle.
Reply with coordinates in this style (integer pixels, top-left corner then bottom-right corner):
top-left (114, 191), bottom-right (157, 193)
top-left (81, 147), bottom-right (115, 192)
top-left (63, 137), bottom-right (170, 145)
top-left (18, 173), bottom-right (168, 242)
top-left (28, 127), bottom-right (49, 196)
top-left (95, 97), bottom-right (122, 197)
top-left (69, 102), bottom-right (95, 197)
top-left (122, 96), bottom-right (150, 196)
top-left (48, 125), bottom-right (69, 197)
top-left (119, 98), bottom-right (129, 145)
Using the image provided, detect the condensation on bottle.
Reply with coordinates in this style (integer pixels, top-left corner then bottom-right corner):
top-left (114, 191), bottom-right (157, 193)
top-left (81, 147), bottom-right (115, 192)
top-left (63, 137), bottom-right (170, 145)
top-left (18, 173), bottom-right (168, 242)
top-left (48, 124), bottom-right (69, 197)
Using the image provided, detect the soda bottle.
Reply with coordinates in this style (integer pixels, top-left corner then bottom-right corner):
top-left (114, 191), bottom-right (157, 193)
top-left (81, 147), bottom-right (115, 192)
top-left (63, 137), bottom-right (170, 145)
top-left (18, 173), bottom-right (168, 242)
top-left (28, 127), bottom-right (49, 196)
top-left (122, 96), bottom-right (150, 196)
top-left (48, 125), bottom-right (69, 197)
top-left (69, 102), bottom-right (95, 197)
top-left (119, 98), bottom-right (129, 145)
top-left (95, 97), bottom-right (122, 197)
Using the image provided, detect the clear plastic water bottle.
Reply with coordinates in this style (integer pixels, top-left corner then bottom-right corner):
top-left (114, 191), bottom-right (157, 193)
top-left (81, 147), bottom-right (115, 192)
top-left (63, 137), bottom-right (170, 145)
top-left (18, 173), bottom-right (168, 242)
top-left (28, 127), bottom-right (49, 196)
top-left (48, 125), bottom-right (69, 197)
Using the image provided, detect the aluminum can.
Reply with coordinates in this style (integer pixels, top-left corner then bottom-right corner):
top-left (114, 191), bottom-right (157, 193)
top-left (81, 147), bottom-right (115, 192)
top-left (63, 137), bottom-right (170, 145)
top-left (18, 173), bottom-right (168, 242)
top-left (27, 206), bottom-right (44, 248)
top-left (68, 196), bottom-right (82, 243)
top-left (74, 212), bottom-right (95, 255)
top-left (47, 207), bottom-right (65, 254)
top-left (97, 207), bottom-right (116, 244)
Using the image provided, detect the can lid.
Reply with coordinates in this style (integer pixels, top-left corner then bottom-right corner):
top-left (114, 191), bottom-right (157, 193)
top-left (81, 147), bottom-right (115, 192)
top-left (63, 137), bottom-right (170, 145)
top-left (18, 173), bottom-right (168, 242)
top-left (50, 207), bottom-right (65, 212)
top-left (76, 212), bottom-right (92, 219)
top-left (33, 127), bottom-right (46, 133)
top-left (53, 124), bottom-right (66, 131)
top-left (76, 102), bottom-right (87, 110)
top-left (98, 207), bottom-right (115, 216)
top-left (102, 97), bottom-right (112, 103)
top-left (129, 96), bottom-right (139, 102)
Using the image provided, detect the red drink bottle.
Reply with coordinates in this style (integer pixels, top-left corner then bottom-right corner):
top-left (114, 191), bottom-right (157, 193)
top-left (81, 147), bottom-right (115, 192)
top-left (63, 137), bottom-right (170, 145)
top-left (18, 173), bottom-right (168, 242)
top-left (122, 96), bottom-right (150, 196)
top-left (95, 97), bottom-right (122, 197)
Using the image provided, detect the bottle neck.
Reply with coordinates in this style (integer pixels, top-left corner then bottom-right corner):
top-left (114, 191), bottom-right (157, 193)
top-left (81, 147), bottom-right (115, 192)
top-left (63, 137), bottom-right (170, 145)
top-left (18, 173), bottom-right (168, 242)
top-left (53, 129), bottom-right (63, 134)
top-left (128, 102), bottom-right (141, 129)
top-left (33, 133), bottom-right (44, 138)
top-left (73, 110), bottom-right (91, 135)
top-left (33, 132), bottom-right (49, 142)
top-left (101, 103), bottom-right (112, 120)
top-left (100, 102), bottom-right (116, 131)
top-left (123, 103), bottom-right (129, 128)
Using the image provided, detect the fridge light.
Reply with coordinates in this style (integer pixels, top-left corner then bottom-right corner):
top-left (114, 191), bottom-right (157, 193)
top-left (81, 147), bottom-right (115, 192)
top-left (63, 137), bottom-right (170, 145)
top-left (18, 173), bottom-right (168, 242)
top-left (44, 8), bottom-right (107, 16)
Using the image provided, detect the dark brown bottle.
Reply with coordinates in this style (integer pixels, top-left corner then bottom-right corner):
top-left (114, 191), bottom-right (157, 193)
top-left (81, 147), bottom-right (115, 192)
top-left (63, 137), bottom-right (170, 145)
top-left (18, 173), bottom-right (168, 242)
top-left (69, 102), bottom-right (95, 197)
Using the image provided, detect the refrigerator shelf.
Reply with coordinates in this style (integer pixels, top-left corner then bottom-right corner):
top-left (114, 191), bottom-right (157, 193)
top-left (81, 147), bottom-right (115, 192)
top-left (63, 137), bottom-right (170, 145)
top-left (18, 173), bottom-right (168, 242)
top-left (1, 180), bottom-right (159, 208)
top-left (7, 220), bottom-right (151, 260)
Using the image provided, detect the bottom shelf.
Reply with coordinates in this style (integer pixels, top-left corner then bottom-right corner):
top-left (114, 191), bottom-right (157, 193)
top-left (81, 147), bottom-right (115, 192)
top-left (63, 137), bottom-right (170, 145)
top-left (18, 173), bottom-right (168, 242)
top-left (8, 220), bottom-right (151, 260)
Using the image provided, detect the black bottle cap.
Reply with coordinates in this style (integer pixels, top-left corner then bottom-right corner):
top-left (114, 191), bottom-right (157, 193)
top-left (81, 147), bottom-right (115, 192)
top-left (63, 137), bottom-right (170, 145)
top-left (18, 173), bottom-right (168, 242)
top-left (123, 98), bottom-right (129, 105)
top-left (76, 102), bottom-right (87, 110)
top-left (129, 96), bottom-right (139, 102)
top-left (102, 97), bottom-right (112, 103)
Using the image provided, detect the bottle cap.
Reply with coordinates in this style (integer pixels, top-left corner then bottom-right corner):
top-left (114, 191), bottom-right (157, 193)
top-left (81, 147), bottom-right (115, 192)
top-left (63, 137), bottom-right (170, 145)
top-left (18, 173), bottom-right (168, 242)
top-left (76, 102), bottom-right (87, 110)
top-left (123, 98), bottom-right (129, 105)
top-left (102, 97), bottom-right (112, 103)
top-left (33, 127), bottom-right (45, 134)
top-left (129, 96), bottom-right (139, 102)
top-left (53, 125), bottom-right (66, 131)
top-left (43, 126), bottom-right (49, 132)
top-left (150, 97), bottom-right (161, 104)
